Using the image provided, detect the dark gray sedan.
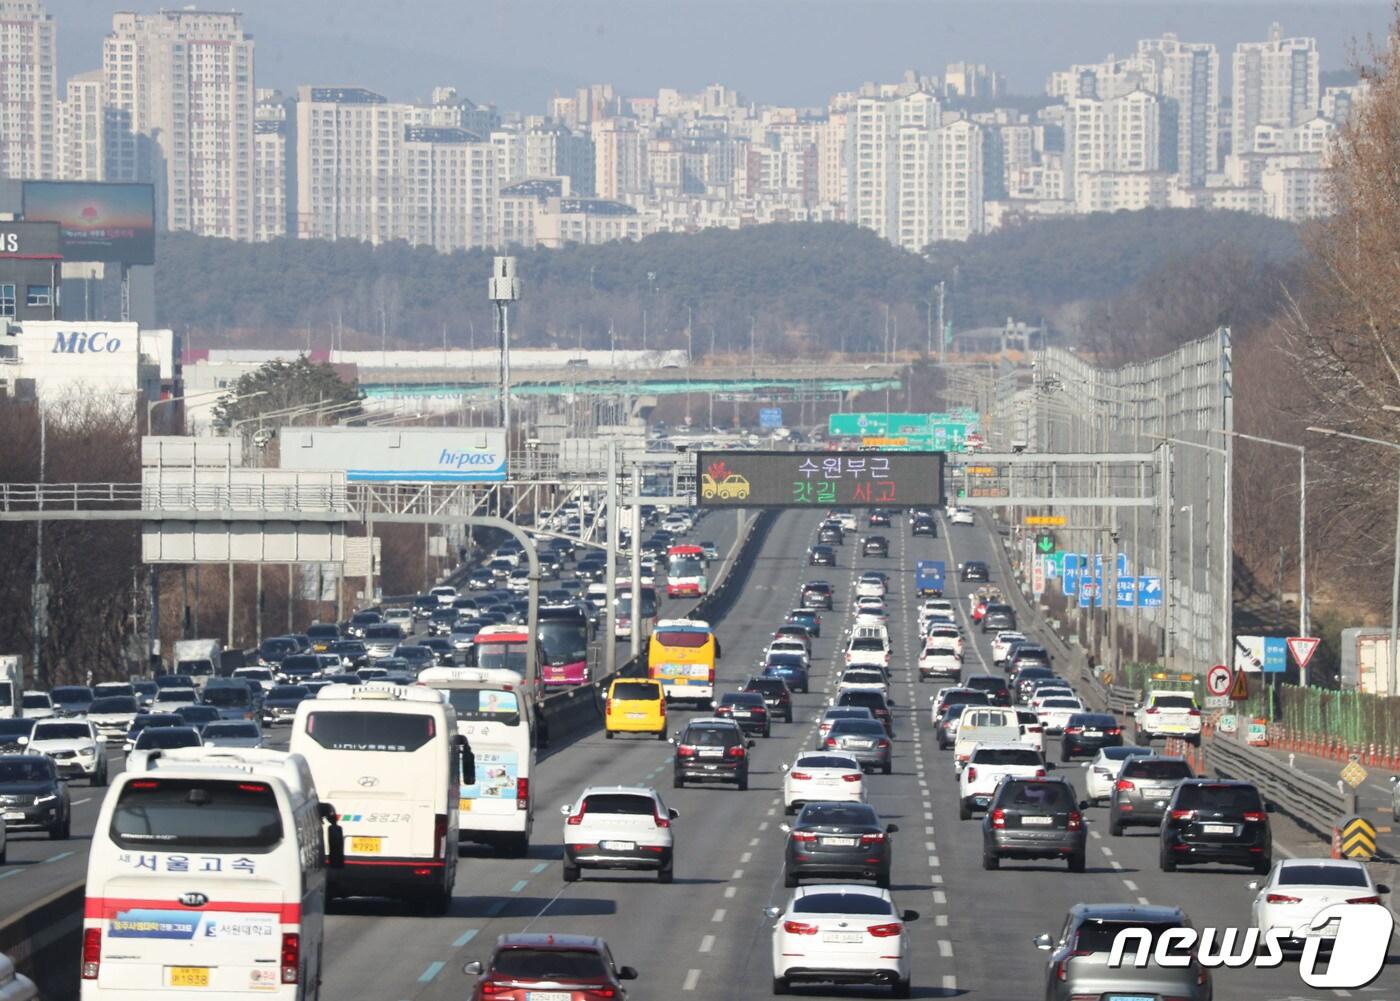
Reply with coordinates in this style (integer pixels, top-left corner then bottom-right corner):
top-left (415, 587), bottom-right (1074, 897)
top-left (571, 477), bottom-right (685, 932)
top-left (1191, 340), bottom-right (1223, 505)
top-left (823, 719), bottom-right (892, 774)
top-left (782, 801), bottom-right (898, 888)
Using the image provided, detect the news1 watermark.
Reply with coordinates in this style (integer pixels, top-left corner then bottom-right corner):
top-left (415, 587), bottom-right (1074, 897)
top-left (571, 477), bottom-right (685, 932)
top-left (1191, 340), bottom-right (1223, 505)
top-left (1108, 904), bottom-right (1394, 989)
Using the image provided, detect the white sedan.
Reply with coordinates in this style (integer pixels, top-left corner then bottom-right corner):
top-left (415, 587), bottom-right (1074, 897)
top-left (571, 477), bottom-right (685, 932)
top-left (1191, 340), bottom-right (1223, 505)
top-left (1029, 687), bottom-right (1077, 710)
top-left (838, 668), bottom-right (890, 698)
top-left (991, 630), bottom-right (1026, 664)
top-left (1251, 858), bottom-right (1390, 951)
top-left (782, 752), bottom-right (866, 813)
top-left (917, 643), bottom-right (961, 682)
top-left (950, 508), bottom-right (975, 526)
top-left (924, 625), bottom-right (964, 657)
top-left (1036, 697), bottom-right (1084, 734)
top-left (1082, 745), bottom-right (1153, 804)
top-left (769, 884), bottom-right (919, 997)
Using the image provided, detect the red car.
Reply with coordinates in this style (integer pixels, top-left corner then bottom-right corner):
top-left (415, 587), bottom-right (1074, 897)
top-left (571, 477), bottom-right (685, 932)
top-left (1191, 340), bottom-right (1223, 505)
top-left (464, 933), bottom-right (638, 1000)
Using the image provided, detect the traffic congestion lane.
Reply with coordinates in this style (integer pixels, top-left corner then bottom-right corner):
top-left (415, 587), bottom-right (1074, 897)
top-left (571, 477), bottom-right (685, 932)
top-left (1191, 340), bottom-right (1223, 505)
top-left (315, 510), bottom-right (837, 1001)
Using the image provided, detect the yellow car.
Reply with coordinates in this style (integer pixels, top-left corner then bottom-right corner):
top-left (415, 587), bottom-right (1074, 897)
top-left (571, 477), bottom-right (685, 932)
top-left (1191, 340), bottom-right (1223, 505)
top-left (604, 678), bottom-right (668, 739)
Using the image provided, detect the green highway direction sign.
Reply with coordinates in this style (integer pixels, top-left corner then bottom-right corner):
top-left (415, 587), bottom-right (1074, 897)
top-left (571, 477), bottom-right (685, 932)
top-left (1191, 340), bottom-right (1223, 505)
top-left (828, 412), bottom-right (978, 439)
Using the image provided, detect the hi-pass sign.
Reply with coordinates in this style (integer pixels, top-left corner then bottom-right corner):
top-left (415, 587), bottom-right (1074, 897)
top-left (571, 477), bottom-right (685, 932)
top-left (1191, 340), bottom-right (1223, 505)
top-left (695, 451), bottom-right (944, 508)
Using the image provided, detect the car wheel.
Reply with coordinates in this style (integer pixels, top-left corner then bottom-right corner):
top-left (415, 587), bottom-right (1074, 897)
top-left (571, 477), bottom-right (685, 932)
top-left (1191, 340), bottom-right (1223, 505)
top-left (1068, 851), bottom-right (1086, 873)
top-left (1254, 856), bottom-right (1272, 875)
top-left (92, 767), bottom-right (107, 788)
top-left (0, 846), bottom-right (5, 865)
top-left (772, 976), bottom-right (791, 995)
top-left (656, 729), bottom-right (667, 741)
top-left (605, 730), bottom-right (615, 740)
top-left (562, 863), bottom-right (581, 883)
top-left (958, 800), bottom-right (971, 821)
top-left (673, 774), bottom-right (684, 789)
top-left (1109, 816), bottom-right (1124, 837)
top-left (1159, 846), bottom-right (1177, 873)
top-left (49, 818), bottom-right (67, 841)
top-left (657, 866), bottom-right (674, 884)
top-left (892, 976), bottom-right (912, 999)
top-left (423, 885), bottom-right (452, 916)
top-left (784, 871), bottom-right (799, 888)
top-left (982, 850), bottom-right (999, 871)
top-left (882, 761), bottom-right (892, 775)
top-left (737, 773), bottom-right (749, 791)
top-left (1059, 746), bottom-right (1071, 763)
top-left (875, 871), bottom-right (891, 889)
top-left (784, 711), bottom-right (793, 723)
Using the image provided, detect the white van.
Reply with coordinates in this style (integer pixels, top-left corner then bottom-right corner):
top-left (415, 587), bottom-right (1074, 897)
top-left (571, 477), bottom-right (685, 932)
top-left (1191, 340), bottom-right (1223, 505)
top-left (417, 667), bottom-right (535, 857)
top-left (289, 685), bottom-right (467, 913)
top-left (81, 747), bottom-right (343, 1000)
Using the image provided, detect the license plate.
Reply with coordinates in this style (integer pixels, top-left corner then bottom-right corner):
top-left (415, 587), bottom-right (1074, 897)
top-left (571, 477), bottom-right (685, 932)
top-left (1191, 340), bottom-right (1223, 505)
top-left (1202, 823), bottom-right (1234, 834)
top-left (822, 836), bottom-right (857, 846)
top-left (601, 840), bottom-right (636, 851)
top-left (460, 799), bottom-right (473, 812)
top-left (823, 931), bottom-right (864, 943)
top-left (2, 812), bottom-right (21, 821)
top-left (1083, 730), bottom-right (1101, 737)
top-left (699, 748), bottom-right (723, 758)
top-left (850, 740), bottom-right (873, 749)
top-left (733, 710), bottom-right (751, 717)
top-left (527, 994), bottom-right (571, 1001)
top-left (1021, 815), bottom-right (1053, 826)
top-left (1106, 996), bottom-right (1154, 1001)
top-left (626, 713), bottom-right (646, 719)
top-left (1144, 787), bottom-right (1169, 798)
top-left (169, 967), bottom-right (210, 988)
top-left (351, 836), bottom-right (382, 854)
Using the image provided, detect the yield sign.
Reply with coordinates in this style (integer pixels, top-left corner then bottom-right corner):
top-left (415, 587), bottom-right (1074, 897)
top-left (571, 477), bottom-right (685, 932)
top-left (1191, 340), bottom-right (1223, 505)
top-left (1288, 636), bottom-right (1321, 670)
top-left (1206, 664), bottom-right (1233, 697)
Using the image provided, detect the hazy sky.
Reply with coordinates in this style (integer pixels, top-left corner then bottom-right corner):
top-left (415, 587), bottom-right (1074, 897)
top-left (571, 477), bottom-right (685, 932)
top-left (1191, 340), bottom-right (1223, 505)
top-left (47, 0), bottom-right (1391, 111)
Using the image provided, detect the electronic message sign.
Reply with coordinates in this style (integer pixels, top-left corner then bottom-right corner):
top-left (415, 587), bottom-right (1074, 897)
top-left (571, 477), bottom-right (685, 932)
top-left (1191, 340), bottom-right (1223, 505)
top-left (695, 451), bottom-right (944, 508)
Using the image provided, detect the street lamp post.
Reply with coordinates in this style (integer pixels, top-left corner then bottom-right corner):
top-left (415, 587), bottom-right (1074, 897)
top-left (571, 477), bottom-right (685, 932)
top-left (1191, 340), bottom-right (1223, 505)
top-left (153, 388), bottom-right (269, 437)
top-left (1180, 504), bottom-right (1194, 668)
top-left (1308, 426), bottom-right (1400, 695)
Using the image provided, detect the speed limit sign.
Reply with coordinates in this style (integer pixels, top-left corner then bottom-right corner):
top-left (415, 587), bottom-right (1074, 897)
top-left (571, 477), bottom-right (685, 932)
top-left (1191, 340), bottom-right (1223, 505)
top-left (1206, 664), bottom-right (1233, 697)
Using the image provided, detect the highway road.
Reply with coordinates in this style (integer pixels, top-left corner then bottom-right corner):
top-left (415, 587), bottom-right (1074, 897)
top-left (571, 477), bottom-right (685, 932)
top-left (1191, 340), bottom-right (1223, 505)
top-left (7, 506), bottom-right (1400, 999)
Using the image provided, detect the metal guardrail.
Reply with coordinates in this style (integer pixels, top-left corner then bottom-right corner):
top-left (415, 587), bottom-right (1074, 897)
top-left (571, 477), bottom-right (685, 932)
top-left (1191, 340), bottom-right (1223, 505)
top-left (1206, 734), bottom-right (1356, 838)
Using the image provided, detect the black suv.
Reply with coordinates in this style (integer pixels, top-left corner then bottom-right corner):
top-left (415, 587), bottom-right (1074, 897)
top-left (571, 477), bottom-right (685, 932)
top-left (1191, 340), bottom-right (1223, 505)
top-left (714, 692), bottom-right (771, 738)
top-left (743, 676), bottom-right (794, 723)
top-left (672, 719), bottom-right (754, 789)
top-left (867, 510), bottom-right (891, 527)
top-left (911, 515), bottom-right (937, 537)
top-left (0, 754), bottom-right (72, 839)
top-left (1159, 779), bottom-right (1272, 873)
top-left (862, 535), bottom-right (889, 558)
top-left (834, 690), bottom-right (894, 735)
top-left (961, 674), bottom-right (1011, 707)
top-left (800, 581), bottom-right (834, 609)
top-left (783, 802), bottom-right (898, 888)
top-left (817, 523), bottom-right (844, 546)
top-left (1060, 712), bottom-right (1122, 760)
top-left (960, 560), bottom-right (990, 582)
top-left (808, 544), bottom-right (837, 567)
top-left (981, 776), bottom-right (1088, 872)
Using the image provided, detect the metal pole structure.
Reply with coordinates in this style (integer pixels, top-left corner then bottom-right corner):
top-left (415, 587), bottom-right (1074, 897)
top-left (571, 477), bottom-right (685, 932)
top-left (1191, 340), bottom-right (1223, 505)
top-left (629, 464), bottom-right (643, 661)
top-left (286, 563), bottom-right (294, 634)
top-left (1183, 504), bottom-right (1195, 667)
top-left (256, 563), bottom-right (263, 643)
top-left (366, 520), bottom-right (376, 606)
top-left (605, 442), bottom-right (618, 680)
top-left (1160, 445), bottom-right (1172, 669)
top-left (488, 255), bottom-right (521, 447)
top-left (31, 410), bottom-right (45, 689)
top-left (226, 562), bottom-right (235, 648)
top-left (936, 281), bottom-right (946, 365)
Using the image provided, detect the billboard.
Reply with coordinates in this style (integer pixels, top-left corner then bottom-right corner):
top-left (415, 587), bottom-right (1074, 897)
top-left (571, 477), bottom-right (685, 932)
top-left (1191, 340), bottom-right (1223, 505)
top-left (280, 427), bottom-right (507, 482)
top-left (22, 181), bottom-right (156, 265)
top-left (695, 450), bottom-right (943, 508)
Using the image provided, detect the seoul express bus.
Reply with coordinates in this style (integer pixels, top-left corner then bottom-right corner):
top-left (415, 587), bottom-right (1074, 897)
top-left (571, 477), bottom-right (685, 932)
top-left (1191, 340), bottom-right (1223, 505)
top-left (289, 685), bottom-right (470, 914)
top-left (466, 624), bottom-right (538, 676)
top-left (535, 603), bottom-right (591, 688)
top-left (81, 747), bottom-right (344, 999)
top-left (417, 666), bottom-right (535, 856)
top-left (647, 618), bottom-right (722, 707)
top-left (665, 544), bottom-right (708, 598)
top-left (613, 582), bottom-right (658, 641)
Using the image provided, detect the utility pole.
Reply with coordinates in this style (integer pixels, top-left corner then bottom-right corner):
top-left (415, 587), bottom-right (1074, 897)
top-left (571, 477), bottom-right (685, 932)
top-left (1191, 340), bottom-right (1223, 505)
top-left (31, 410), bottom-right (45, 689)
top-left (489, 256), bottom-right (521, 446)
top-left (936, 281), bottom-right (946, 364)
top-left (605, 442), bottom-right (618, 679)
top-left (629, 464), bottom-right (643, 661)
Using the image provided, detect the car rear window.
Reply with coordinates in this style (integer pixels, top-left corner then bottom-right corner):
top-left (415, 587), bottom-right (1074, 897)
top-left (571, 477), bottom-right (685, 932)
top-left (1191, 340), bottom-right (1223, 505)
top-left (1004, 781), bottom-right (1075, 809)
top-left (268, 686), bottom-right (308, 700)
top-left (202, 685), bottom-right (252, 707)
top-left (582, 793), bottom-right (656, 815)
top-left (305, 711), bottom-right (436, 752)
top-left (796, 756), bottom-right (859, 770)
top-left (831, 720), bottom-right (887, 737)
top-left (1278, 865), bottom-right (1368, 887)
top-left (843, 671), bottom-right (884, 682)
top-left (612, 682), bottom-right (662, 701)
top-left (798, 803), bottom-right (878, 826)
top-left (851, 638), bottom-right (885, 651)
top-left (493, 948), bottom-right (608, 981)
top-left (961, 710), bottom-right (1013, 728)
top-left (1069, 714), bottom-right (1116, 728)
top-left (136, 728), bottom-right (201, 749)
top-left (655, 630), bottom-right (710, 648)
top-left (1122, 759), bottom-right (1193, 781)
top-left (972, 747), bottom-right (1042, 766)
top-left (111, 778), bottom-right (283, 853)
top-left (204, 722), bottom-right (259, 738)
top-left (1074, 920), bottom-right (1182, 953)
top-left (686, 726), bottom-right (739, 747)
top-left (442, 689), bottom-right (521, 726)
top-left (722, 693), bottom-right (764, 706)
top-left (1152, 695), bottom-right (1197, 710)
top-left (793, 893), bottom-right (893, 916)
top-left (839, 692), bottom-right (886, 709)
top-left (1173, 783), bottom-right (1264, 813)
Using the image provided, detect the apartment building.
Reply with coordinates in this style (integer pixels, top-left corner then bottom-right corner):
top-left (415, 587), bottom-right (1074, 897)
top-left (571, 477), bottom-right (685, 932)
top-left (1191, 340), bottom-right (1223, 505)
top-left (253, 91), bottom-right (286, 241)
top-left (1231, 23), bottom-right (1320, 156)
top-left (936, 119), bottom-right (983, 240)
top-left (103, 10), bottom-right (255, 240)
top-left (1137, 34), bottom-right (1219, 184)
top-left (402, 126), bottom-right (498, 252)
top-left (55, 69), bottom-right (102, 180)
top-left (0, 0), bottom-right (55, 180)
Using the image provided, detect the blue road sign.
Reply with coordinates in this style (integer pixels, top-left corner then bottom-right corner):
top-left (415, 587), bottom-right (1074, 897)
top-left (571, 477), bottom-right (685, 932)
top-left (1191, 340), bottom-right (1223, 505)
top-left (1117, 576), bottom-right (1138, 608)
top-left (1078, 578), bottom-right (1104, 608)
top-left (1263, 636), bottom-right (1288, 673)
top-left (1062, 554), bottom-right (1080, 595)
top-left (759, 407), bottom-right (783, 429)
top-left (1138, 575), bottom-right (1163, 608)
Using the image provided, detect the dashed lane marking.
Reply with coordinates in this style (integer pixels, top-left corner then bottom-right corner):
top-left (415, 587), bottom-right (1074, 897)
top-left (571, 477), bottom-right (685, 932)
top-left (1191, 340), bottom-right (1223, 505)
top-left (724, 886), bottom-right (737, 899)
top-left (740, 852), bottom-right (752, 863)
top-left (699, 935), bottom-right (715, 953)
top-left (683, 969), bottom-right (701, 991)
top-left (452, 929), bottom-right (479, 948)
top-left (417, 961), bottom-right (445, 983)
top-left (1123, 879), bottom-right (1138, 891)
top-left (936, 914), bottom-right (949, 927)
top-left (712, 908), bottom-right (726, 922)
top-left (938, 939), bottom-right (954, 958)
top-left (731, 869), bottom-right (744, 879)
top-left (933, 889), bottom-right (947, 904)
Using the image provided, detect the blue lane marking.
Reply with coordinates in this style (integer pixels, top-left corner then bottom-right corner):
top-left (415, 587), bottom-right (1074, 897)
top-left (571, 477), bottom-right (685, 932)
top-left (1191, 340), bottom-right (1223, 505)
top-left (530, 862), bottom-right (548, 874)
top-left (0, 870), bottom-right (18, 881)
top-left (486, 899), bottom-right (507, 916)
top-left (417, 961), bottom-right (445, 983)
top-left (509, 879), bottom-right (529, 893)
top-left (42, 851), bottom-right (73, 864)
top-left (453, 928), bottom-right (479, 948)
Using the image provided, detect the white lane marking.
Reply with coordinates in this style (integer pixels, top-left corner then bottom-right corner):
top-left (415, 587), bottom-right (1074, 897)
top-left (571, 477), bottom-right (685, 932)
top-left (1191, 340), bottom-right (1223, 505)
top-left (938, 939), bottom-right (954, 958)
top-left (924, 811), bottom-right (933, 821)
top-left (925, 841), bottom-right (937, 851)
top-left (1101, 847), bottom-right (1114, 857)
top-left (942, 974), bottom-right (958, 991)
top-left (936, 914), bottom-right (949, 927)
top-left (683, 969), bottom-right (701, 991)
top-left (930, 873), bottom-right (943, 885)
top-left (740, 852), bottom-right (752, 863)
top-left (766, 807), bottom-right (776, 816)
top-left (1138, 896), bottom-right (1152, 906)
top-left (1089, 830), bottom-right (1102, 840)
top-left (699, 935), bottom-right (715, 953)
top-left (1111, 860), bottom-right (1123, 870)
top-left (748, 837), bottom-right (759, 847)
top-left (73, 797), bottom-right (92, 806)
top-left (928, 854), bottom-right (940, 867)
top-left (1123, 879), bottom-right (1139, 891)
top-left (731, 869), bottom-right (744, 879)
top-left (925, 826), bottom-right (935, 836)
top-left (933, 889), bottom-right (947, 904)
top-left (724, 886), bottom-right (737, 899)
top-left (758, 821), bottom-right (769, 831)
top-left (711, 908), bottom-right (726, 922)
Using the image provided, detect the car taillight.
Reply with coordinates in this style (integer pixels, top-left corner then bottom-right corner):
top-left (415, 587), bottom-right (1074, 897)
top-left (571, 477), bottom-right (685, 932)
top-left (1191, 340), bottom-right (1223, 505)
top-left (1266, 893), bottom-right (1302, 904)
top-left (1115, 780), bottom-right (1136, 792)
top-left (1145, 707), bottom-right (1160, 714)
top-left (678, 745), bottom-right (696, 758)
top-left (783, 920), bottom-right (819, 935)
top-left (841, 773), bottom-right (861, 783)
top-left (1055, 951), bottom-right (1090, 981)
top-left (567, 803), bottom-right (587, 825)
top-left (654, 810), bottom-right (670, 829)
top-left (433, 814), bottom-right (448, 859)
top-left (727, 745), bottom-right (746, 758)
top-left (1169, 809), bottom-right (1195, 820)
top-left (281, 932), bottom-right (300, 984)
top-left (991, 808), bottom-right (1006, 829)
top-left (825, 737), bottom-right (837, 748)
top-left (1188, 709), bottom-right (1201, 717)
top-left (966, 767), bottom-right (978, 782)
top-left (791, 831), bottom-right (818, 842)
top-left (877, 739), bottom-right (889, 749)
top-left (1067, 811), bottom-right (1082, 831)
top-left (516, 777), bottom-right (529, 811)
top-left (860, 832), bottom-right (886, 844)
top-left (1347, 895), bottom-right (1382, 904)
top-left (1064, 726), bottom-right (1082, 735)
top-left (1034, 768), bottom-right (1046, 778)
top-left (81, 927), bottom-right (101, 979)
top-left (867, 922), bottom-right (902, 937)
top-left (1242, 811), bottom-right (1266, 822)
top-left (479, 980), bottom-right (511, 995)
top-left (790, 771), bottom-right (812, 781)
top-left (1106, 727), bottom-right (1121, 736)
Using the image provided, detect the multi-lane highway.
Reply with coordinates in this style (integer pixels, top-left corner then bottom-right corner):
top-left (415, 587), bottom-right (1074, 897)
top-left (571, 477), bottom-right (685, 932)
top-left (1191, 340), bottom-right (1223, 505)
top-left (6, 507), bottom-right (1397, 1000)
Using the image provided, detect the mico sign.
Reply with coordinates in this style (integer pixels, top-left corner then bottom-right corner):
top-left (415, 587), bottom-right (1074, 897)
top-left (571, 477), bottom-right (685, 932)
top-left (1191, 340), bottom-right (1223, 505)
top-left (51, 330), bottom-right (123, 354)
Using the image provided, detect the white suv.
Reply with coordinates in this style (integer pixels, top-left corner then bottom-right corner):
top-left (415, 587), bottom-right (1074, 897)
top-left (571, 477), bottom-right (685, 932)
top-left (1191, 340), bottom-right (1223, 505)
top-left (561, 785), bottom-right (678, 884)
top-left (991, 631), bottom-right (1026, 664)
top-left (957, 742), bottom-right (1046, 819)
top-left (1133, 689), bottom-right (1203, 745)
top-left (28, 719), bottom-right (108, 786)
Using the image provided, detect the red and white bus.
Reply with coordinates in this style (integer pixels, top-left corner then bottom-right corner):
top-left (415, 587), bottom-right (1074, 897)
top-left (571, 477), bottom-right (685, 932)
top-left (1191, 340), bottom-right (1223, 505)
top-left (468, 625), bottom-right (536, 678)
top-left (665, 544), bottom-right (708, 598)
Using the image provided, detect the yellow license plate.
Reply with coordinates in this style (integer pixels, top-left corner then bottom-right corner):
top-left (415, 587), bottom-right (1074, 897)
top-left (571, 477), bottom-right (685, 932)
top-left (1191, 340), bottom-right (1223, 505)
top-left (351, 836), bottom-right (382, 854)
top-left (459, 798), bottom-right (473, 812)
top-left (170, 967), bottom-right (210, 988)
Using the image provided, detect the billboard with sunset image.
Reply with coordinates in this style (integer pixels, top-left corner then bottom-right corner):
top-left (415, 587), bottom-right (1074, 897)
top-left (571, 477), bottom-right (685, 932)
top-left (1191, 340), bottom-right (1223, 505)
top-left (22, 181), bottom-right (155, 265)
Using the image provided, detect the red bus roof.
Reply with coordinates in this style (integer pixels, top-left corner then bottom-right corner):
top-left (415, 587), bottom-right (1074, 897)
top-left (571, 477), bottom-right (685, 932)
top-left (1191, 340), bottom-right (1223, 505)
top-left (667, 545), bottom-right (704, 555)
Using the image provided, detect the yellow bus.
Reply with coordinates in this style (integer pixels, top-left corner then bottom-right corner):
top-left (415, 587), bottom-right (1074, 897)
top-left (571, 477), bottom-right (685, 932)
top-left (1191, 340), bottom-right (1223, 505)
top-left (647, 619), bottom-right (721, 708)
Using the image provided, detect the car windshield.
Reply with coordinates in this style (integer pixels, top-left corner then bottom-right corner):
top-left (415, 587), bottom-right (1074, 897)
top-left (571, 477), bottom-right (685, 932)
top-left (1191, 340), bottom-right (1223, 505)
top-left (136, 728), bottom-right (201, 749)
top-left (793, 892), bottom-right (893, 916)
top-left (0, 759), bottom-right (52, 782)
top-left (21, 694), bottom-right (50, 708)
top-left (798, 803), bottom-right (878, 826)
top-left (281, 655), bottom-right (321, 672)
top-left (201, 686), bottom-right (252, 706)
top-left (492, 948), bottom-right (609, 981)
top-left (90, 696), bottom-right (138, 714)
top-left (972, 747), bottom-right (1042, 765)
top-left (154, 689), bottom-right (196, 702)
top-left (204, 723), bottom-right (259, 739)
top-left (0, 720), bottom-right (36, 739)
top-left (1278, 865), bottom-right (1369, 887)
top-left (34, 724), bottom-right (92, 741)
top-left (51, 687), bottom-right (92, 704)
top-left (267, 686), bottom-right (308, 700)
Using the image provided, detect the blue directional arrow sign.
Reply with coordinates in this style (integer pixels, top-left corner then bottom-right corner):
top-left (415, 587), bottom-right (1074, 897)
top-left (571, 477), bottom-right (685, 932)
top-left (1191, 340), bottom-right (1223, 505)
top-left (1138, 576), bottom-right (1163, 608)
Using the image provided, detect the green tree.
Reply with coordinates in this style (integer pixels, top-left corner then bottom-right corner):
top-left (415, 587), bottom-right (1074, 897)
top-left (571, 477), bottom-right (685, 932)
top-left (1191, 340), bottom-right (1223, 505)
top-left (211, 356), bottom-right (362, 432)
